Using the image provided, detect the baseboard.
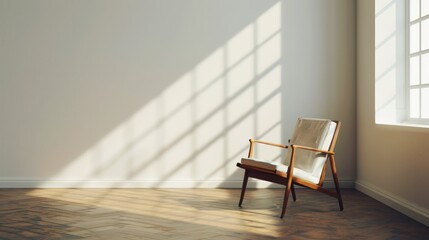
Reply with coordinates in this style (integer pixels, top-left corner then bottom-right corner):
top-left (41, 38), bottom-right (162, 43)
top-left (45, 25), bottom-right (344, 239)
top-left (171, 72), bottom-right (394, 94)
top-left (0, 179), bottom-right (355, 189)
top-left (355, 181), bottom-right (429, 227)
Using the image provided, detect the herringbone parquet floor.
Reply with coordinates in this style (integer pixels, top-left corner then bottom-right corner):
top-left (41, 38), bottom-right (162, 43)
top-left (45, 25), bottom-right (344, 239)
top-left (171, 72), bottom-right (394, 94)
top-left (0, 188), bottom-right (427, 239)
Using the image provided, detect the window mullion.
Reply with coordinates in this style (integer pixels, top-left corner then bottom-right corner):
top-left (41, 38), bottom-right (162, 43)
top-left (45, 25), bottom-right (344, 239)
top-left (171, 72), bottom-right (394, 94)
top-left (410, 49), bottom-right (429, 57)
top-left (419, 0), bottom-right (422, 119)
top-left (407, 0), bottom-right (411, 120)
top-left (406, 0), bottom-right (428, 121)
top-left (410, 13), bottom-right (429, 25)
top-left (410, 83), bottom-right (429, 89)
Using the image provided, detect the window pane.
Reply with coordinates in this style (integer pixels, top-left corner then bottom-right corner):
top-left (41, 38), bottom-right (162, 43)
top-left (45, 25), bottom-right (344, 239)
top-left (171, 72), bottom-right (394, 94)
top-left (422, 0), bottom-right (429, 17)
top-left (410, 56), bottom-right (420, 85)
top-left (410, 23), bottom-right (420, 53)
top-left (422, 53), bottom-right (429, 84)
top-left (422, 19), bottom-right (429, 51)
top-left (422, 88), bottom-right (429, 118)
top-left (410, 0), bottom-right (420, 21)
top-left (410, 88), bottom-right (420, 118)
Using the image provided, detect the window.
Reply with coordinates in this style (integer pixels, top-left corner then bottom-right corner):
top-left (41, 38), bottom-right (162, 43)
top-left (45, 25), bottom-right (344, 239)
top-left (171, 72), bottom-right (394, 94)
top-left (407, 0), bottom-right (429, 121)
top-left (374, 0), bottom-right (429, 127)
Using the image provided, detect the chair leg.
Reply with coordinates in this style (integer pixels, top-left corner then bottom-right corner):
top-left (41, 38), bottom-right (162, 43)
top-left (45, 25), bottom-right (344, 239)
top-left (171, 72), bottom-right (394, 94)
top-left (238, 170), bottom-right (249, 207)
top-left (333, 175), bottom-right (343, 211)
top-left (291, 184), bottom-right (297, 202)
top-left (330, 156), bottom-right (344, 211)
top-left (281, 175), bottom-right (294, 218)
top-left (281, 186), bottom-right (291, 218)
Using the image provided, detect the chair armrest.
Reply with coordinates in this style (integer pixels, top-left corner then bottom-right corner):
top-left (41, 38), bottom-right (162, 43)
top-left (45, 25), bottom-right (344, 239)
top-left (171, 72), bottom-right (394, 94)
top-left (247, 139), bottom-right (288, 158)
top-left (290, 144), bottom-right (334, 155)
top-left (250, 139), bottom-right (288, 148)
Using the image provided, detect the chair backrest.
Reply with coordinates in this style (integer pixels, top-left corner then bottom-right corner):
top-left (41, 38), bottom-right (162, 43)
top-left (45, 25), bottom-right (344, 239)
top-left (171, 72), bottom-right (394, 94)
top-left (283, 118), bottom-right (339, 182)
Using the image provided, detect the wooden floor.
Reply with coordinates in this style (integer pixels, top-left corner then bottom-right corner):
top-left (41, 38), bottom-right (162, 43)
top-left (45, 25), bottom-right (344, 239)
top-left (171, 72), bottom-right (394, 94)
top-left (0, 189), bottom-right (427, 239)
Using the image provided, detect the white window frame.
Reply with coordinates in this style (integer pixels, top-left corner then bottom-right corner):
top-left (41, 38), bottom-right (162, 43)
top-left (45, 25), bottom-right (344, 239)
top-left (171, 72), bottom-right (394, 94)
top-left (405, 0), bottom-right (429, 124)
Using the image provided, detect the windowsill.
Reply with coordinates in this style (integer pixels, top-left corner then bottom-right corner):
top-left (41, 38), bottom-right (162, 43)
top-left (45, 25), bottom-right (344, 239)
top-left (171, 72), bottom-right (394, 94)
top-left (375, 121), bottom-right (429, 132)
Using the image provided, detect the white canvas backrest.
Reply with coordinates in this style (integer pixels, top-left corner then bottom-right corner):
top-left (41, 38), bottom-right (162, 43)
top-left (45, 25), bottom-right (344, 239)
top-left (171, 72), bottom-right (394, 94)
top-left (283, 118), bottom-right (337, 180)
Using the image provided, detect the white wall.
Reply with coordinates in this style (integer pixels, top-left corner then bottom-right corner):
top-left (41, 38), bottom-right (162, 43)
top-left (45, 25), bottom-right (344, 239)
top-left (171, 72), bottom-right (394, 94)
top-left (357, 0), bottom-right (429, 226)
top-left (0, 0), bottom-right (356, 188)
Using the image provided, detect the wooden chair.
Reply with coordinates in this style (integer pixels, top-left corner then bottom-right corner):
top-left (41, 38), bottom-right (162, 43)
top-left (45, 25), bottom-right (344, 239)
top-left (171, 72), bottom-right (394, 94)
top-left (236, 118), bottom-right (343, 218)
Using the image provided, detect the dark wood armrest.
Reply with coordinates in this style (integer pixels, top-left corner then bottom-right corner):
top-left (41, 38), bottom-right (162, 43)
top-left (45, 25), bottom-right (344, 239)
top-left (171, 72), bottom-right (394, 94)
top-left (290, 144), bottom-right (334, 155)
top-left (247, 139), bottom-right (288, 158)
top-left (250, 139), bottom-right (288, 148)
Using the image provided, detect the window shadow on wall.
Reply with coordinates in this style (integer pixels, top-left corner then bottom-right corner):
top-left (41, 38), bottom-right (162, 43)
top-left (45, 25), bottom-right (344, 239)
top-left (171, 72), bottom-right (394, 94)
top-left (35, 1), bottom-right (285, 189)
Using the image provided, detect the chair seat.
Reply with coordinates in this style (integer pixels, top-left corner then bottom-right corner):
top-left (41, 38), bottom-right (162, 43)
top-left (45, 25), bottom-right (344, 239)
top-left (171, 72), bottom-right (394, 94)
top-left (241, 157), bottom-right (320, 184)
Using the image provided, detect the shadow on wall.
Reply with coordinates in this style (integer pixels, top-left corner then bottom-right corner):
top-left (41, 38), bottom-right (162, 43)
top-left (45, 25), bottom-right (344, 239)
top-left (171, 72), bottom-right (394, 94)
top-left (58, 1), bottom-right (284, 188)
top-left (1, 1), bottom-right (284, 187)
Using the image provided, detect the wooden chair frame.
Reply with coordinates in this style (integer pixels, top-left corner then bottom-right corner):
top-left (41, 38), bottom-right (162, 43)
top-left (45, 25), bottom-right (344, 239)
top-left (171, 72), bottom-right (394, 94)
top-left (236, 120), bottom-right (343, 218)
